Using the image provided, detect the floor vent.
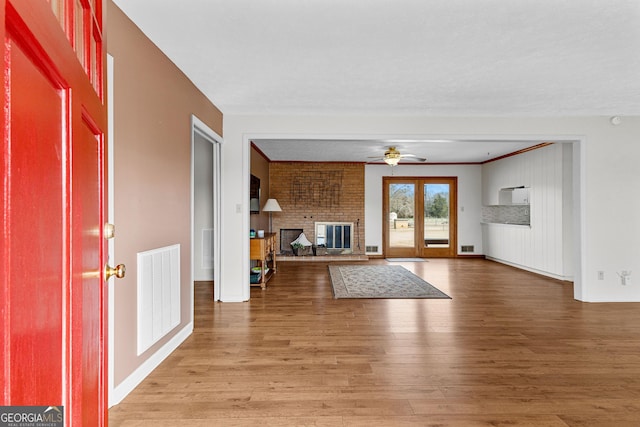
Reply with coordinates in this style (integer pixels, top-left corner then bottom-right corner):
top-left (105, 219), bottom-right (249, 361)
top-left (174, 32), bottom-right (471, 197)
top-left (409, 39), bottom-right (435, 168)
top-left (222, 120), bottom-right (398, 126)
top-left (461, 245), bottom-right (474, 253)
top-left (365, 245), bottom-right (378, 252)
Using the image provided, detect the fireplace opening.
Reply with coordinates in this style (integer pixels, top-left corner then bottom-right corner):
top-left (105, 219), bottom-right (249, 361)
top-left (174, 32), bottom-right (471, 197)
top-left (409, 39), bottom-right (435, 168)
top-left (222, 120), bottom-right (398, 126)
top-left (279, 228), bottom-right (303, 255)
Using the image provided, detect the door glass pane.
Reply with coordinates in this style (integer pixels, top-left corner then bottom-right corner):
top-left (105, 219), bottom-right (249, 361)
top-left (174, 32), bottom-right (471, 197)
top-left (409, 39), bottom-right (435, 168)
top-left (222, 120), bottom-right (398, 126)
top-left (74, 0), bottom-right (86, 66)
top-left (424, 183), bottom-right (450, 248)
top-left (388, 183), bottom-right (415, 248)
top-left (49, 0), bottom-right (66, 33)
top-left (90, 28), bottom-right (98, 93)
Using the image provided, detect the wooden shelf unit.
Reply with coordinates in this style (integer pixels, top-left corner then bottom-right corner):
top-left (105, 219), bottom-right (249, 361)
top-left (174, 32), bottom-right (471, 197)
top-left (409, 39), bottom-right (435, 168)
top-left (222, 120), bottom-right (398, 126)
top-left (250, 232), bottom-right (277, 289)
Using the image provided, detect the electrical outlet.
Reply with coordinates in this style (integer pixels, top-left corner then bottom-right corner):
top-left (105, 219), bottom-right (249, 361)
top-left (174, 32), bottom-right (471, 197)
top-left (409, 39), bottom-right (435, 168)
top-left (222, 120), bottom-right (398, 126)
top-left (617, 270), bottom-right (632, 286)
top-left (597, 271), bottom-right (604, 280)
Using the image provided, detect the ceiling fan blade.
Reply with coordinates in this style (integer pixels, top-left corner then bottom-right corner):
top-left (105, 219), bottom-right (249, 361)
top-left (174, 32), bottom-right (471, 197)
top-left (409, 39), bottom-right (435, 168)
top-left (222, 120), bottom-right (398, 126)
top-left (368, 147), bottom-right (427, 164)
top-left (400, 154), bottom-right (427, 162)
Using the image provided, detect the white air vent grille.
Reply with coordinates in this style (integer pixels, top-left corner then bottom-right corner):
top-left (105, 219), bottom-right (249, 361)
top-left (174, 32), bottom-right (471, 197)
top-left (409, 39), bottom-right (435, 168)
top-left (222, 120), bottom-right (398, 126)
top-left (137, 244), bottom-right (181, 355)
top-left (202, 229), bottom-right (214, 269)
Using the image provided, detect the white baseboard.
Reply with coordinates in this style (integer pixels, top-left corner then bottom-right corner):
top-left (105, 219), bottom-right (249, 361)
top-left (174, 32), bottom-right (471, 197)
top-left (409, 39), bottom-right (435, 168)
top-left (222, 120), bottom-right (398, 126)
top-left (109, 322), bottom-right (193, 407)
top-left (485, 256), bottom-right (573, 282)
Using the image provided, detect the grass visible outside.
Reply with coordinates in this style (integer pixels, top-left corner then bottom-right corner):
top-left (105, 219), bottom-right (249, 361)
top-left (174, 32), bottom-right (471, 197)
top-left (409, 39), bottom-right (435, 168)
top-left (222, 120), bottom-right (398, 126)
top-left (389, 218), bottom-right (450, 248)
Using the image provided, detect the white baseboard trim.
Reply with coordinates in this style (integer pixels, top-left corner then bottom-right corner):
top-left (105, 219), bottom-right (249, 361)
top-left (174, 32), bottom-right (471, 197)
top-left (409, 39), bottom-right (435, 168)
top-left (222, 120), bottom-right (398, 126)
top-left (109, 322), bottom-right (193, 407)
top-left (485, 256), bottom-right (573, 282)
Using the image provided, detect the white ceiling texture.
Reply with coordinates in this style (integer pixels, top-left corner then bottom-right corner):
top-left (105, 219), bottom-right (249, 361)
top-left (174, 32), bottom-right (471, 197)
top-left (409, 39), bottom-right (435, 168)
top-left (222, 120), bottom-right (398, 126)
top-left (113, 0), bottom-right (640, 163)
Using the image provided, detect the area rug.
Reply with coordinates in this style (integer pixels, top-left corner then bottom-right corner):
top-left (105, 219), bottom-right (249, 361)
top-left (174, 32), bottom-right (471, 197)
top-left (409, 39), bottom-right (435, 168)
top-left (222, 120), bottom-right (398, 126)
top-left (328, 265), bottom-right (450, 299)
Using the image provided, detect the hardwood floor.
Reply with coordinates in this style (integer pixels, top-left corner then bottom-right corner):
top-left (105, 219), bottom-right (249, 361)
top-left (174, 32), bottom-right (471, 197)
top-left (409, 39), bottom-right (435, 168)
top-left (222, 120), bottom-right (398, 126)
top-left (109, 259), bottom-right (640, 426)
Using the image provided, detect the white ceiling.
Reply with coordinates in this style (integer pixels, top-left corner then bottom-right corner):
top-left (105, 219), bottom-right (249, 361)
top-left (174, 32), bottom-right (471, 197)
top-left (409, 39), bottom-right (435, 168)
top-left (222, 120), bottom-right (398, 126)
top-left (251, 138), bottom-right (566, 164)
top-left (112, 0), bottom-right (640, 162)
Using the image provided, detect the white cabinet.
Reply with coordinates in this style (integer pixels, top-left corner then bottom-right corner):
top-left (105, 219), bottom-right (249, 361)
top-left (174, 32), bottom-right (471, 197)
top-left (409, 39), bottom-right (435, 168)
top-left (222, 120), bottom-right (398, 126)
top-left (498, 187), bottom-right (529, 205)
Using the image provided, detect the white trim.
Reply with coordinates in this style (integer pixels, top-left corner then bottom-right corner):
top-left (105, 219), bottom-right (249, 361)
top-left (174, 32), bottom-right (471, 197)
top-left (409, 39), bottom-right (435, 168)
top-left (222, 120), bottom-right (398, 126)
top-left (246, 132), bottom-right (582, 144)
top-left (485, 256), bottom-right (574, 282)
top-left (110, 322), bottom-right (193, 406)
top-left (575, 138), bottom-right (587, 301)
top-left (242, 133), bottom-right (252, 301)
top-left (191, 115), bottom-right (223, 302)
top-left (107, 54), bottom-right (116, 408)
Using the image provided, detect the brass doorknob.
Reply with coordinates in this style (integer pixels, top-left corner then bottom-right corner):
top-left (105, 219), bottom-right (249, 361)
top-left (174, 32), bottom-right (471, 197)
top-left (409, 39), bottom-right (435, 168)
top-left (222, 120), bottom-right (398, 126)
top-left (105, 264), bottom-right (126, 281)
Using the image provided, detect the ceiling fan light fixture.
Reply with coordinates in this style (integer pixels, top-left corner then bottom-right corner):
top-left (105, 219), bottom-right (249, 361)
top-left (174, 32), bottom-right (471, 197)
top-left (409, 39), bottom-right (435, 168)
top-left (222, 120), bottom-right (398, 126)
top-left (383, 146), bottom-right (401, 166)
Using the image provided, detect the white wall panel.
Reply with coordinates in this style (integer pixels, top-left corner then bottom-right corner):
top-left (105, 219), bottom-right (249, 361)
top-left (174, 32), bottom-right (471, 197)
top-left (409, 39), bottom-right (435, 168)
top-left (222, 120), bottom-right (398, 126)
top-left (482, 144), bottom-right (572, 279)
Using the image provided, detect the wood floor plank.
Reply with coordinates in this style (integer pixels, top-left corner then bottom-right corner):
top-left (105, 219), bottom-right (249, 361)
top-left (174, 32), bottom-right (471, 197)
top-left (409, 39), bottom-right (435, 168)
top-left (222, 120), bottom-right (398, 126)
top-left (342, 415), bottom-right (570, 427)
top-left (109, 259), bottom-right (640, 426)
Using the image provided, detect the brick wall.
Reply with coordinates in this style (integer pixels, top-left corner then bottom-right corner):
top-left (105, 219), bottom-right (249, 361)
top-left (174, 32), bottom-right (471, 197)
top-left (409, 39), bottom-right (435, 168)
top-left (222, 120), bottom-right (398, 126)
top-left (269, 162), bottom-right (365, 255)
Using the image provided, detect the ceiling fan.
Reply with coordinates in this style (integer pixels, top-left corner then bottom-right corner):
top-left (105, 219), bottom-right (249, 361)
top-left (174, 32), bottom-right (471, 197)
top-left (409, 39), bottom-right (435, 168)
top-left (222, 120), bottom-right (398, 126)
top-left (368, 146), bottom-right (427, 166)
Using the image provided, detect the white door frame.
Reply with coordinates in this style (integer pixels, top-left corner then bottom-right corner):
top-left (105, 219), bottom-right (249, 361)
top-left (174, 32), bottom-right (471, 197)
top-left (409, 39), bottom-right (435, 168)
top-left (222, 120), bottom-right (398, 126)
top-left (191, 116), bottom-right (223, 301)
top-left (107, 54), bottom-right (116, 407)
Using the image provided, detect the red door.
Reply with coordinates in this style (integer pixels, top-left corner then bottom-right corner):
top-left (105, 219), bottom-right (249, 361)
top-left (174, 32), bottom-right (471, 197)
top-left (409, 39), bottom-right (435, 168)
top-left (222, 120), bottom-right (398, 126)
top-left (1, 1), bottom-right (108, 425)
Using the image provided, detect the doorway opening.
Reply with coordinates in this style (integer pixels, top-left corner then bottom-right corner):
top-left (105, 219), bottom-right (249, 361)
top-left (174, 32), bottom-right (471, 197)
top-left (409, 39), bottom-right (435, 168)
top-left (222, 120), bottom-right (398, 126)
top-left (191, 116), bottom-right (222, 301)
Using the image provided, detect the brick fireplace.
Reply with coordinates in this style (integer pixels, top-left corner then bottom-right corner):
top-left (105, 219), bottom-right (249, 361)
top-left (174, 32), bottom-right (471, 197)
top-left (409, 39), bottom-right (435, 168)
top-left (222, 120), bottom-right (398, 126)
top-left (269, 162), bottom-right (365, 255)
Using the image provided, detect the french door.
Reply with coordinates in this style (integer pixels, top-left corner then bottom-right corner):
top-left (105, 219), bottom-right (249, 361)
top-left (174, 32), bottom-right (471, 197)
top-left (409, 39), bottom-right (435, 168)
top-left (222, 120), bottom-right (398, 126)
top-left (383, 177), bottom-right (457, 258)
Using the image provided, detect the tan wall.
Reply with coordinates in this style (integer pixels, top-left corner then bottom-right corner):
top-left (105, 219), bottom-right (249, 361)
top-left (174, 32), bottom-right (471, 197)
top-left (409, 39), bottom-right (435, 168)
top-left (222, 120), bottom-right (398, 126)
top-left (269, 162), bottom-right (365, 254)
top-left (107, 1), bottom-right (222, 387)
